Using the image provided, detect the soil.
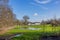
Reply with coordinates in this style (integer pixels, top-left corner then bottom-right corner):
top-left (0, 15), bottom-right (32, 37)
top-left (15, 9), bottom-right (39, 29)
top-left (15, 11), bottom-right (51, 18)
top-left (0, 26), bottom-right (16, 34)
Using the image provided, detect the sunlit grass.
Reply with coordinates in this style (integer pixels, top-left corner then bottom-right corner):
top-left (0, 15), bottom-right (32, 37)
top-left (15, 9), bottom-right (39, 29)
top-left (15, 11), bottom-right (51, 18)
top-left (10, 25), bottom-right (60, 40)
top-left (0, 25), bottom-right (59, 40)
top-left (6, 25), bottom-right (60, 35)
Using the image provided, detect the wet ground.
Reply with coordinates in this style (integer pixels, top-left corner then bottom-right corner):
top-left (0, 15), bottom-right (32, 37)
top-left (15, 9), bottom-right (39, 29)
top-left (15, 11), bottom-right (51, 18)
top-left (40, 34), bottom-right (60, 40)
top-left (0, 33), bottom-right (60, 40)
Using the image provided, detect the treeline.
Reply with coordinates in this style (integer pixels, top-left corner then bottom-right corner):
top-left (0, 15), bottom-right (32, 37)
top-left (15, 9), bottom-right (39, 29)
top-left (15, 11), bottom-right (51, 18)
top-left (0, 0), bottom-right (18, 27)
top-left (0, 0), bottom-right (60, 27)
top-left (0, 0), bottom-right (30, 27)
top-left (41, 18), bottom-right (60, 27)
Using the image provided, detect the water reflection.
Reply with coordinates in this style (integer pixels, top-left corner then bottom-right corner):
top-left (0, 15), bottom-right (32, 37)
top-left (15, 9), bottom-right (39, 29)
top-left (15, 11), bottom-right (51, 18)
top-left (20, 27), bottom-right (42, 30)
top-left (14, 34), bottom-right (22, 37)
top-left (28, 27), bottom-right (42, 30)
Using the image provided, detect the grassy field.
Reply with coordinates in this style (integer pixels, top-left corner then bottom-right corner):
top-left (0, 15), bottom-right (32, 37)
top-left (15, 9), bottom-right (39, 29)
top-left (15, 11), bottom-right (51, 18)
top-left (7, 25), bottom-right (60, 34)
top-left (1, 25), bottom-right (60, 40)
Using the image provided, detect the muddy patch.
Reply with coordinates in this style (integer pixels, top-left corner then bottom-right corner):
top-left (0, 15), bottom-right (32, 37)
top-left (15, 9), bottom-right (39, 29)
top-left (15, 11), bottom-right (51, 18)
top-left (40, 34), bottom-right (60, 40)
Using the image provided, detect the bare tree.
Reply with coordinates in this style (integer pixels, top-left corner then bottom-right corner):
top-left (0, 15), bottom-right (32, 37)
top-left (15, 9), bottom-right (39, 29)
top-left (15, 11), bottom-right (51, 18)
top-left (23, 15), bottom-right (29, 25)
top-left (0, 0), bottom-right (17, 27)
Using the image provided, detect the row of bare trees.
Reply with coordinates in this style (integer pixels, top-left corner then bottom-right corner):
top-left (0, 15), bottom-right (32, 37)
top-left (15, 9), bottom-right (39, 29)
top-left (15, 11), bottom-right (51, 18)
top-left (0, 0), bottom-right (18, 27)
top-left (41, 18), bottom-right (60, 27)
top-left (0, 0), bottom-right (60, 27)
top-left (0, 0), bottom-right (30, 27)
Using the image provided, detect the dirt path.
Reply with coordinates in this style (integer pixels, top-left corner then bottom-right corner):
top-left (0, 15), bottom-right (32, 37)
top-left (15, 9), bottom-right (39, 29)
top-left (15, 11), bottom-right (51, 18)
top-left (0, 26), bottom-right (16, 34)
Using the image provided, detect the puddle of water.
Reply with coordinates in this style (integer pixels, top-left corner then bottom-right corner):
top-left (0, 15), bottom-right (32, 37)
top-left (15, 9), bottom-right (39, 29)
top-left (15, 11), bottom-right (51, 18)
top-left (8, 34), bottom-right (23, 39)
top-left (28, 27), bottom-right (42, 30)
top-left (14, 34), bottom-right (23, 37)
top-left (20, 27), bottom-right (42, 30)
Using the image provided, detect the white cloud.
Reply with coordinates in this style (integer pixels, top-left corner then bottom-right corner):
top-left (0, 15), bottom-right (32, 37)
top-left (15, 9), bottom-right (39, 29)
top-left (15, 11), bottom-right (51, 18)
top-left (38, 5), bottom-right (48, 9)
top-left (30, 0), bottom-right (52, 10)
top-left (34, 0), bottom-right (51, 4)
top-left (34, 13), bottom-right (38, 16)
top-left (30, 2), bottom-right (48, 9)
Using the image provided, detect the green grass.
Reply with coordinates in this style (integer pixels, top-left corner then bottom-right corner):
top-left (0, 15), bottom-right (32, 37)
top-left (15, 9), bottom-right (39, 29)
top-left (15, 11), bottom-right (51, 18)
top-left (0, 25), bottom-right (60, 40)
top-left (4, 25), bottom-right (60, 36)
top-left (11, 25), bottom-right (60, 40)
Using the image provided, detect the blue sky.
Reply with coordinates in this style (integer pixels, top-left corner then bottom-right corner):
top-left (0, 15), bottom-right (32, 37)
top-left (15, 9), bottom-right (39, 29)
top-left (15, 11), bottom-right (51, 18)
top-left (9, 0), bottom-right (60, 22)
